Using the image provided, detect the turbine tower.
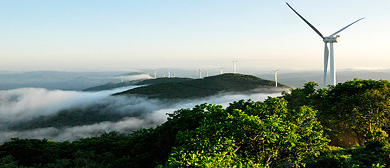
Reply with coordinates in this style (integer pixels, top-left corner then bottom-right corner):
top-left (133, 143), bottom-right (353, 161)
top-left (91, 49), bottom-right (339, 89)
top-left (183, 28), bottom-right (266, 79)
top-left (154, 70), bottom-right (157, 79)
top-left (286, 3), bottom-right (364, 87)
top-left (204, 70), bottom-right (209, 77)
top-left (199, 69), bottom-right (202, 79)
top-left (232, 60), bottom-right (238, 74)
top-left (273, 69), bottom-right (280, 87)
top-left (220, 68), bottom-right (224, 74)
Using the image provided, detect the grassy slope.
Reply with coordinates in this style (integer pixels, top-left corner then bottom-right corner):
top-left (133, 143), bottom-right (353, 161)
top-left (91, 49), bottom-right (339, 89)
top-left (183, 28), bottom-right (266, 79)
top-left (114, 73), bottom-right (288, 99)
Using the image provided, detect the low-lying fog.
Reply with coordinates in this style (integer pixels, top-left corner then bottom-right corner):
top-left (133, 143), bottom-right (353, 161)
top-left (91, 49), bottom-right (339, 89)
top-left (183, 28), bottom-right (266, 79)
top-left (0, 87), bottom-right (286, 144)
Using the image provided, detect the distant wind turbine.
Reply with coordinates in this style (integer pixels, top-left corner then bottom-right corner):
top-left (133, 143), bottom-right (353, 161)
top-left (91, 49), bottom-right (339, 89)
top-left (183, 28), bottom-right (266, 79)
top-left (203, 69), bottom-right (209, 77)
top-left (220, 68), bottom-right (224, 74)
top-left (154, 70), bottom-right (157, 79)
top-left (273, 69), bottom-right (281, 87)
top-left (232, 60), bottom-right (238, 74)
top-left (199, 69), bottom-right (202, 79)
top-left (168, 70), bottom-right (171, 78)
top-left (286, 2), bottom-right (364, 87)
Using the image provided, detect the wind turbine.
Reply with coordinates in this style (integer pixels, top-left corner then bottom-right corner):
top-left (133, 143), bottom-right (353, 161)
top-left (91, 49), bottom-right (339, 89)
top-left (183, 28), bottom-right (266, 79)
top-left (286, 3), bottom-right (364, 87)
top-left (220, 68), bottom-right (224, 74)
top-left (232, 60), bottom-right (238, 74)
top-left (154, 70), bottom-right (157, 79)
top-left (203, 69), bottom-right (209, 77)
top-left (273, 69), bottom-right (281, 87)
top-left (199, 69), bottom-right (202, 79)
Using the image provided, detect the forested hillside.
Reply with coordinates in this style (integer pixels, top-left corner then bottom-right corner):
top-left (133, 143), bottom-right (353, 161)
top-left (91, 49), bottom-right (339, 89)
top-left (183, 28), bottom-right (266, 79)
top-left (1, 79), bottom-right (389, 167)
top-left (114, 73), bottom-right (287, 99)
top-left (83, 77), bottom-right (193, 92)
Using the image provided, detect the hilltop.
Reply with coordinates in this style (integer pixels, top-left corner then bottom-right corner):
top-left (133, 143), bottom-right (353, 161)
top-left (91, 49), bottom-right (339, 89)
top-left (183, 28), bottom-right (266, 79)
top-left (113, 73), bottom-right (288, 99)
top-left (83, 77), bottom-right (193, 91)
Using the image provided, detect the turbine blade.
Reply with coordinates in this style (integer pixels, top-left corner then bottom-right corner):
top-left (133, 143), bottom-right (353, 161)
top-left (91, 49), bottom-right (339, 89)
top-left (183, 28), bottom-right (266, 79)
top-left (286, 2), bottom-right (324, 39)
top-left (330, 17), bottom-right (364, 36)
top-left (324, 42), bottom-right (329, 87)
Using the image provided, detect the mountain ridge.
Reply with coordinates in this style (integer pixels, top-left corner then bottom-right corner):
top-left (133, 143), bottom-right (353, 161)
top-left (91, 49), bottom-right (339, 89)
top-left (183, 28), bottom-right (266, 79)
top-left (114, 73), bottom-right (288, 100)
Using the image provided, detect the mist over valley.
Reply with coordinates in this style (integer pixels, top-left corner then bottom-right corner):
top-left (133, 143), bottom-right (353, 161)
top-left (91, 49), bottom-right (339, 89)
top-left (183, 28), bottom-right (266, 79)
top-left (0, 71), bottom-right (286, 143)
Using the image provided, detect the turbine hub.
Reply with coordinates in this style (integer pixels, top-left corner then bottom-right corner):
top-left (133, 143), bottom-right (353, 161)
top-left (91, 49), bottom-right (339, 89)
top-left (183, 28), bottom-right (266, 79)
top-left (323, 35), bottom-right (339, 43)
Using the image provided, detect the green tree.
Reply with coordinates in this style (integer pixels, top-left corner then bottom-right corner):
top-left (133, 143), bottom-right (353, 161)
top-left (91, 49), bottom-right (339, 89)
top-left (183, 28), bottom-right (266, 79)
top-left (282, 79), bottom-right (390, 146)
top-left (282, 81), bottom-right (321, 111)
top-left (115, 104), bottom-right (211, 167)
top-left (0, 138), bottom-right (59, 167)
top-left (325, 79), bottom-right (390, 145)
top-left (166, 98), bottom-right (328, 167)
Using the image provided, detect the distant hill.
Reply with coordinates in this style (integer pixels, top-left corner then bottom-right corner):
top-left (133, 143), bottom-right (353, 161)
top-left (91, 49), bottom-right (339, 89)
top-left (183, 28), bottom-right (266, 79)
top-left (0, 71), bottom-right (134, 91)
top-left (83, 77), bottom-right (193, 91)
top-left (114, 73), bottom-right (288, 100)
top-left (83, 80), bottom-right (142, 91)
top-left (117, 72), bottom-right (144, 76)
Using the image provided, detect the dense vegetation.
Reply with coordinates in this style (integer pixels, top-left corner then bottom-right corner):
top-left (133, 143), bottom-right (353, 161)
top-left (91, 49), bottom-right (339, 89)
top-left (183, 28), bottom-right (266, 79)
top-left (114, 73), bottom-right (287, 99)
top-left (283, 79), bottom-right (390, 147)
top-left (1, 79), bottom-right (390, 167)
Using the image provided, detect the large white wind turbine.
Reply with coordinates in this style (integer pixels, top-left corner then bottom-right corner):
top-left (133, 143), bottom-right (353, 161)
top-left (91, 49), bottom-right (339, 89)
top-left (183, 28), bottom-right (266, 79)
top-left (286, 3), bottom-right (364, 87)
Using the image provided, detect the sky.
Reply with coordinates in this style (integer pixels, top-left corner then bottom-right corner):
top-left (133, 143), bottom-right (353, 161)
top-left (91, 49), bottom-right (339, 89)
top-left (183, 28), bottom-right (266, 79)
top-left (1, 1), bottom-right (389, 72)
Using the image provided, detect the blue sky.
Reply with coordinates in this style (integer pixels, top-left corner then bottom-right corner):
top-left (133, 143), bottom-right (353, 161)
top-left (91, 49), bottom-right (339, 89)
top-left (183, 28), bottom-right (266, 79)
top-left (1, 1), bottom-right (389, 72)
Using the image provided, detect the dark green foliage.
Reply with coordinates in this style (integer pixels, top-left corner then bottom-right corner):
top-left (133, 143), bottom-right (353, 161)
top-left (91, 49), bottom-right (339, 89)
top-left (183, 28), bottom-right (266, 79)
top-left (282, 79), bottom-right (390, 147)
top-left (282, 81), bottom-right (322, 111)
top-left (0, 155), bottom-right (18, 168)
top-left (0, 138), bottom-right (58, 167)
top-left (115, 73), bottom-right (287, 99)
top-left (306, 145), bottom-right (390, 168)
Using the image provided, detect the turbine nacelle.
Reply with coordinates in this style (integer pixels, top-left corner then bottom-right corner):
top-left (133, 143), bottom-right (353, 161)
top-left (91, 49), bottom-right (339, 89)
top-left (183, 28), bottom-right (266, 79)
top-left (323, 35), bottom-right (339, 43)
